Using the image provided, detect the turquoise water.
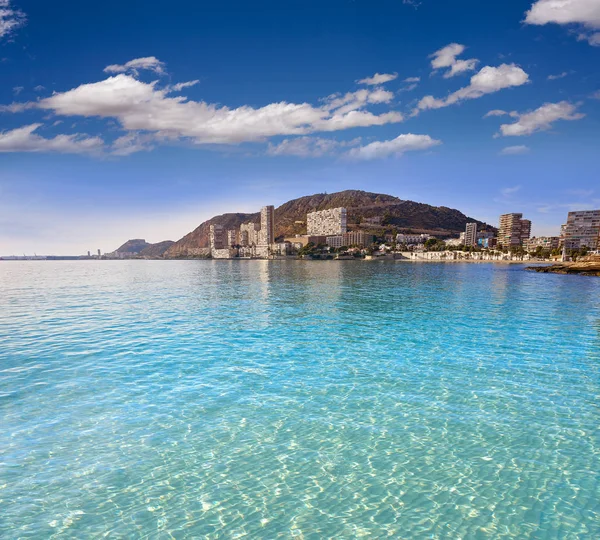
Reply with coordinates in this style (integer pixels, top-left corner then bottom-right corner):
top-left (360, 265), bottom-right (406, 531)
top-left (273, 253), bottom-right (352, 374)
top-left (1, 260), bottom-right (599, 538)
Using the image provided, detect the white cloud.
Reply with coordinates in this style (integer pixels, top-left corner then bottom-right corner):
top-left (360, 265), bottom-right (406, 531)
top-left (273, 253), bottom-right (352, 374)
top-left (104, 56), bottom-right (166, 75)
top-left (28, 74), bottom-right (403, 145)
top-left (484, 109), bottom-right (509, 117)
top-left (357, 72), bottom-right (398, 85)
top-left (501, 185), bottom-right (521, 196)
top-left (500, 145), bottom-right (530, 155)
top-left (0, 0), bottom-right (25, 39)
top-left (111, 132), bottom-right (155, 156)
top-left (429, 43), bottom-right (479, 78)
top-left (404, 76), bottom-right (420, 83)
top-left (497, 101), bottom-right (584, 136)
top-left (0, 124), bottom-right (103, 154)
top-left (547, 71), bottom-right (569, 80)
top-left (266, 136), bottom-right (360, 157)
top-left (525, 0), bottom-right (600, 46)
top-left (33, 85), bottom-right (45, 92)
top-left (12, 85), bottom-right (23, 95)
top-left (347, 133), bottom-right (441, 160)
top-left (416, 64), bottom-right (529, 113)
top-left (591, 90), bottom-right (600, 99)
top-left (170, 80), bottom-right (200, 92)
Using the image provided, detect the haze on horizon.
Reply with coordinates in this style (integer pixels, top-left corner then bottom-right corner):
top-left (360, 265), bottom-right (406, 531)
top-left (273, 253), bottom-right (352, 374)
top-left (1, 0), bottom-right (599, 255)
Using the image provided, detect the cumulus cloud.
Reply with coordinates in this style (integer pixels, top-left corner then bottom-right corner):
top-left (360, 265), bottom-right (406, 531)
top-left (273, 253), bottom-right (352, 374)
top-left (500, 145), bottom-right (530, 155)
top-left (416, 64), bottom-right (529, 113)
top-left (104, 56), bottom-right (166, 75)
top-left (0, 124), bottom-right (103, 154)
top-left (525, 0), bottom-right (600, 46)
top-left (357, 72), bottom-right (398, 85)
top-left (0, 0), bottom-right (26, 39)
top-left (266, 136), bottom-right (361, 157)
top-left (497, 101), bottom-right (584, 136)
top-left (19, 74), bottom-right (404, 145)
top-left (347, 133), bottom-right (441, 160)
top-left (429, 43), bottom-right (479, 78)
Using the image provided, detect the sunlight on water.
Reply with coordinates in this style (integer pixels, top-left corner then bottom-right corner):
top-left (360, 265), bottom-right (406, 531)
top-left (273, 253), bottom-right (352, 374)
top-left (1, 260), bottom-right (599, 538)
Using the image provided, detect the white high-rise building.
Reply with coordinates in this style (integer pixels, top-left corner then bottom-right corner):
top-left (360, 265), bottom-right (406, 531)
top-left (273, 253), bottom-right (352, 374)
top-left (307, 208), bottom-right (347, 236)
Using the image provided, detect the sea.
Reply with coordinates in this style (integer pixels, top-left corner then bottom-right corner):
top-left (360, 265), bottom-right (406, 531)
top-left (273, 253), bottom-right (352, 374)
top-left (1, 260), bottom-right (599, 538)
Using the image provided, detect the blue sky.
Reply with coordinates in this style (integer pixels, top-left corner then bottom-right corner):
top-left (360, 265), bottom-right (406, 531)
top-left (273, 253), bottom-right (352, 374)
top-left (1, 0), bottom-right (599, 254)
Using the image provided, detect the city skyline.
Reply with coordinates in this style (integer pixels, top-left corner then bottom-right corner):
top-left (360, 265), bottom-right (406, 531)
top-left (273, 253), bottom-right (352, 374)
top-left (1, 0), bottom-right (599, 254)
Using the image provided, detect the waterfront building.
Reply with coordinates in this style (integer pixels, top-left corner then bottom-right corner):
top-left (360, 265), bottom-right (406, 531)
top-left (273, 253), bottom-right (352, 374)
top-left (396, 233), bottom-right (432, 245)
top-left (283, 235), bottom-right (327, 247)
top-left (307, 207), bottom-right (347, 236)
top-left (498, 213), bottom-right (531, 248)
top-left (226, 230), bottom-right (238, 247)
top-left (209, 224), bottom-right (226, 251)
top-left (464, 223), bottom-right (477, 247)
top-left (240, 222), bottom-right (260, 247)
top-left (259, 205), bottom-right (275, 245)
top-left (526, 236), bottom-right (560, 251)
top-left (327, 231), bottom-right (374, 248)
top-left (560, 210), bottom-right (600, 249)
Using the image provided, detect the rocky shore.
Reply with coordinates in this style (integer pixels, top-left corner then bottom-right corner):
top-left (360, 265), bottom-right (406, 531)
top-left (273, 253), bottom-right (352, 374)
top-left (527, 259), bottom-right (600, 277)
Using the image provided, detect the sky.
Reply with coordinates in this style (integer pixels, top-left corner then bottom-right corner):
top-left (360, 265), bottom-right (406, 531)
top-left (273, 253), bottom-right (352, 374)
top-left (1, 0), bottom-right (599, 255)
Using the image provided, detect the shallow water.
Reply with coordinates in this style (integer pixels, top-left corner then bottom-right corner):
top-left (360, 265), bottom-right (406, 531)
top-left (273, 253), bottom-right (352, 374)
top-left (1, 260), bottom-right (599, 538)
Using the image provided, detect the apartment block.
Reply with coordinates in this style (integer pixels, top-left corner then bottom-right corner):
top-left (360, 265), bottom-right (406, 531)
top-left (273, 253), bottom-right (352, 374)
top-left (259, 205), bottom-right (275, 245)
top-left (498, 213), bottom-right (531, 248)
top-left (209, 224), bottom-right (226, 250)
top-left (560, 210), bottom-right (600, 249)
top-left (526, 236), bottom-right (560, 251)
top-left (327, 231), bottom-right (374, 248)
top-left (396, 233), bottom-right (432, 245)
top-left (464, 223), bottom-right (477, 247)
top-left (240, 222), bottom-right (260, 247)
top-left (226, 230), bottom-right (238, 247)
top-left (307, 207), bottom-right (347, 236)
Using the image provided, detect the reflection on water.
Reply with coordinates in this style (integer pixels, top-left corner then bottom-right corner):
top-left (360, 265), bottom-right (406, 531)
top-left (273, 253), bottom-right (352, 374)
top-left (1, 260), bottom-right (599, 538)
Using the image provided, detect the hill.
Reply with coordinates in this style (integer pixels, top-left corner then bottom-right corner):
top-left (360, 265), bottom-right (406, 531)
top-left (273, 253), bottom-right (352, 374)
top-left (115, 239), bottom-right (151, 253)
top-left (165, 190), bottom-right (494, 257)
top-left (113, 239), bottom-right (175, 257)
top-left (139, 241), bottom-right (175, 257)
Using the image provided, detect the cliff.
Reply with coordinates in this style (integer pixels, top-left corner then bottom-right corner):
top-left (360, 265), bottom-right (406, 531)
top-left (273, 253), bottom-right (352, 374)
top-left (165, 190), bottom-right (494, 257)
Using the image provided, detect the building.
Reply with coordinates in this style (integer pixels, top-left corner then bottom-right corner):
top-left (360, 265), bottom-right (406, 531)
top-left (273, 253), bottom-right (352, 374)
top-left (327, 231), bottom-right (374, 249)
top-left (396, 233), bottom-right (432, 245)
top-left (498, 213), bottom-right (531, 248)
top-left (560, 210), bottom-right (600, 249)
top-left (209, 224), bottom-right (226, 250)
top-left (307, 207), bottom-right (347, 236)
top-left (526, 236), bottom-right (560, 251)
top-left (226, 230), bottom-right (238, 247)
top-left (240, 222), bottom-right (260, 247)
top-left (259, 205), bottom-right (275, 245)
top-left (283, 235), bottom-right (327, 248)
top-left (464, 223), bottom-right (478, 247)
